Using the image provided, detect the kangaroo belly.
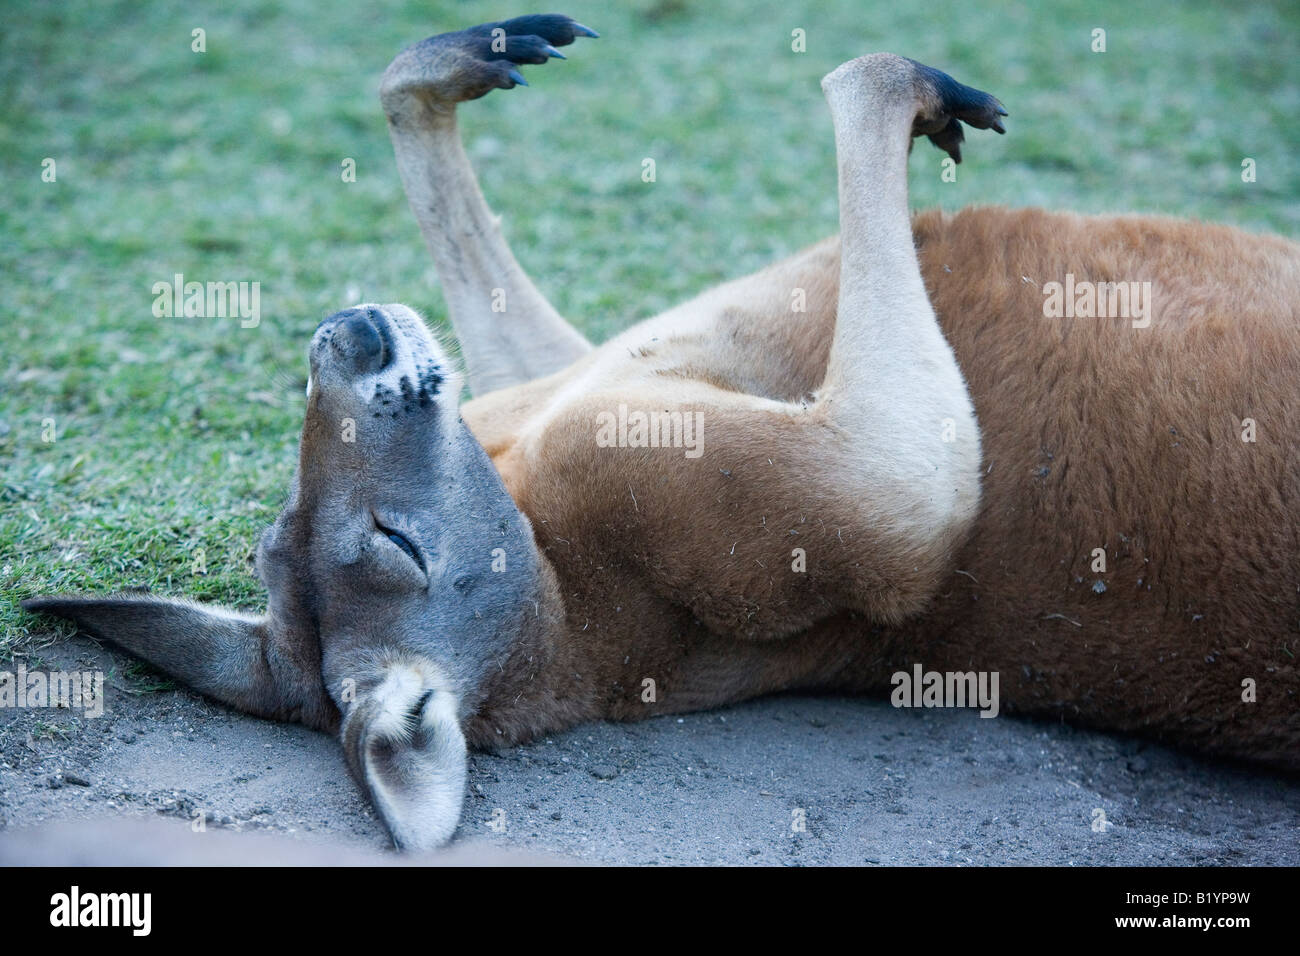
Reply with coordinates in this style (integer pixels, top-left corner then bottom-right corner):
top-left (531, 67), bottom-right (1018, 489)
top-left (468, 205), bottom-right (1300, 767)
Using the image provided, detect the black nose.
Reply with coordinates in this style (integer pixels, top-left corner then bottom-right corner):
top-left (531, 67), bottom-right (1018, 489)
top-left (325, 307), bottom-right (389, 375)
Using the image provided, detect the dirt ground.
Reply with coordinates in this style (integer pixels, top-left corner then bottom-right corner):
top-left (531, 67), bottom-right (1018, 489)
top-left (1, 636), bottom-right (1297, 865)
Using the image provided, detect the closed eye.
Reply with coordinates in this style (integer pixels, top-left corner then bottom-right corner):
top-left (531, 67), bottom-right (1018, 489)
top-left (375, 520), bottom-right (424, 571)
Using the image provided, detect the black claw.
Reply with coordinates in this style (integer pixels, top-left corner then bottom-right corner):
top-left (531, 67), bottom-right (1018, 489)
top-left (481, 34), bottom-right (561, 65)
top-left (927, 117), bottom-right (966, 163)
top-left (906, 57), bottom-right (1008, 158)
top-left (474, 14), bottom-right (599, 47)
top-left (410, 16), bottom-right (594, 105)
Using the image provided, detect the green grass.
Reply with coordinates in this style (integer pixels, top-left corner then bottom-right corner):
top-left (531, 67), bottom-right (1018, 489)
top-left (2, 0), bottom-right (1297, 654)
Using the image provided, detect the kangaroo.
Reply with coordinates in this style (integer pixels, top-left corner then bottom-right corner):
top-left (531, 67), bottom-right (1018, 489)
top-left (22, 14), bottom-right (1300, 851)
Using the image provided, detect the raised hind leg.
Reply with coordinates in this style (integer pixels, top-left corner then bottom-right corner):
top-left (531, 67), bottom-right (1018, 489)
top-left (813, 53), bottom-right (1007, 558)
top-left (545, 55), bottom-right (1006, 638)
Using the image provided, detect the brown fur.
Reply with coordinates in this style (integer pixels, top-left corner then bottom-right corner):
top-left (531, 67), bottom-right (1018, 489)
top-left (464, 208), bottom-right (1300, 769)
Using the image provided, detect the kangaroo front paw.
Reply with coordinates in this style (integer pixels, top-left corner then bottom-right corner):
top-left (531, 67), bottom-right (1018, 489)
top-left (381, 13), bottom-right (598, 115)
top-left (906, 59), bottom-right (1007, 164)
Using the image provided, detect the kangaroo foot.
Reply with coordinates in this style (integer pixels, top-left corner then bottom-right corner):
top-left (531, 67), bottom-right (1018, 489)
top-left (906, 57), bottom-right (1007, 163)
top-left (381, 13), bottom-right (598, 114)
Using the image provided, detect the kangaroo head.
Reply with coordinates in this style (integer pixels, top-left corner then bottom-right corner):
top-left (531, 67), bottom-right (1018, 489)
top-left (23, 304), bottom-right (544, 850)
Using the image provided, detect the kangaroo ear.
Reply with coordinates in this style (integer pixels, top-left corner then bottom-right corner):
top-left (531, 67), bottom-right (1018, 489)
top-left (20, 593), bottom-right (335, 730)
top-left (338, 659), bottom-right (468, 851)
